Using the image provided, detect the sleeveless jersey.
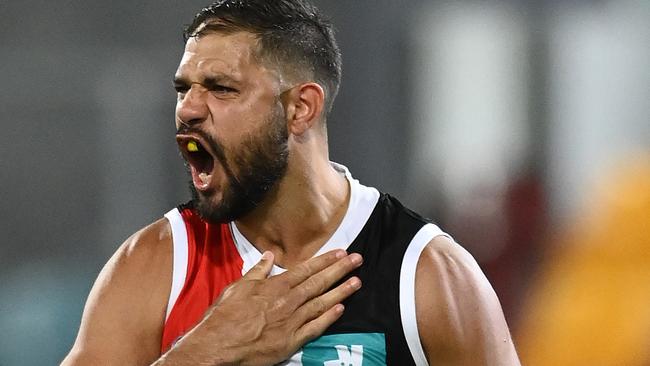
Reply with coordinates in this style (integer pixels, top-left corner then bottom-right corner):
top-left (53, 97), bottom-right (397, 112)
top-left (161, 164), bottom-right (451, 365)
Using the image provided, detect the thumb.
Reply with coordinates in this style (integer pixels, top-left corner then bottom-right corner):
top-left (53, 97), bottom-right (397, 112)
top-left (244, 251), bottom-right (275, 280)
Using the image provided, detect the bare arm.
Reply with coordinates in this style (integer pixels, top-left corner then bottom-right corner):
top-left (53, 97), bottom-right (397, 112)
top-left (415, 236), bottom-right (520, 366)
top-left (62, 220), bottom-right (363, 366)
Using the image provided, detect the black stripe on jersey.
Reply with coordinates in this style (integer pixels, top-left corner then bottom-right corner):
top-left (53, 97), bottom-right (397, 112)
top-left (324, 193), bottom-right (433, 365)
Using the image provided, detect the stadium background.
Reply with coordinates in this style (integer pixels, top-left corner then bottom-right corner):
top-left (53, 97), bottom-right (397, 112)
top-left (1, 0), bottom-right (648, 364)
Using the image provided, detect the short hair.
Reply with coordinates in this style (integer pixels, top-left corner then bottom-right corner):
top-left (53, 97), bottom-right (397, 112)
top-left (184, 0), bottom-right (342, 115)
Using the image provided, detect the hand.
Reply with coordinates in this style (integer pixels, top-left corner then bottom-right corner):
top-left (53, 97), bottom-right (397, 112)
top-left (155, 249), bottom-right (363, 366)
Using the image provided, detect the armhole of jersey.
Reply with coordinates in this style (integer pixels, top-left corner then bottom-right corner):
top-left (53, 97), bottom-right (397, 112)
top-left (163, 208), bottom-right (189, 322)
top-left (399, 223), bottom-right (451, 366)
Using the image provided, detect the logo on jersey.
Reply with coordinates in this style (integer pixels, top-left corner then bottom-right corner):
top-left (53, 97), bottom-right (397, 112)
top-left (301, 333), bottom-right (386, 365)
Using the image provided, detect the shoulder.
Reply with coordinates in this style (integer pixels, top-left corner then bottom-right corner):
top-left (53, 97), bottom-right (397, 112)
top-left (373, 194), bottom-right (432, 234)
top-left (99, 218), bottom-right (173, 293)
top-left (112, 218), bottom-right (173, 271)
top-left (96, 217), bottom-right (174, 322)
top-left (62, 218), bottom-right (174, 365)
top-left (414, 235), bottom-right (520, 365)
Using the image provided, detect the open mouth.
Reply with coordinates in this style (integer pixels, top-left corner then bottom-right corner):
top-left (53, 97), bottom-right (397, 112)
top-left (176, 134), bottom-right (216, 191)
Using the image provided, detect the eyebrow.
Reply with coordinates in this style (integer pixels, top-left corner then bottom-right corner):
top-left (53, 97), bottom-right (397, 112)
top-left (172, 74), bottom-right (240, 88)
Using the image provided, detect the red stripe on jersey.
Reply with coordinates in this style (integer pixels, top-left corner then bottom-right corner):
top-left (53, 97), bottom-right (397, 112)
top-left (161, 207), bottom-right (244, 353)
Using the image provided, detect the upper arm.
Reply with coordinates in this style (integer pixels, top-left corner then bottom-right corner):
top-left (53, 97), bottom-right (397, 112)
top-left (62, 219), bottom-right (173, 366)
top-left (415, 236), bottom-right (520, 366)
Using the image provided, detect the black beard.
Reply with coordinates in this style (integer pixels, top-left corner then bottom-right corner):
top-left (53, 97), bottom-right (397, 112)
top-left (186, 111), bottom-right (289, 224)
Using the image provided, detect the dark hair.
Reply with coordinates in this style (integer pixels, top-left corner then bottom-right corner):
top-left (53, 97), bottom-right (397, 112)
top-left (184, 0), bottom-right (342, 115)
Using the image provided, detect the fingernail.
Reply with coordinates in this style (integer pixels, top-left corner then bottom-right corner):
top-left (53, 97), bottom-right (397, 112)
top-left (335, 304), bottom-right (345, 313)
top-left (335, 249), bottom-right (346, 259)
top-left (350, 277), bottom-right (362, 289)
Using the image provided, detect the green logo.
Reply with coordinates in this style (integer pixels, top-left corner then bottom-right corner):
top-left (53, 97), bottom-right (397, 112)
top-left (301, 333), bottom-right (386, 365)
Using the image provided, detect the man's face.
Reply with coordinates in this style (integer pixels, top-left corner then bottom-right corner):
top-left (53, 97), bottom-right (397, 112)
top-left (173, 31), bottom-right (289, 223)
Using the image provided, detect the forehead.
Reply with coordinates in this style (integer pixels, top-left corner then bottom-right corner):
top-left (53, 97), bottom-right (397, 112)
top-left (176, 31), bottom-right (278, 83)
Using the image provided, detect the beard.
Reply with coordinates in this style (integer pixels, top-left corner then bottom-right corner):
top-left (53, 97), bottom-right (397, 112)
top-left (186, 107), bottom-right (289, 224)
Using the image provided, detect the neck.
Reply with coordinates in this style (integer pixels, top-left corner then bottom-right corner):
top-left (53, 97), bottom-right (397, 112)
top-left (234, 156), bottom-right (350, 268)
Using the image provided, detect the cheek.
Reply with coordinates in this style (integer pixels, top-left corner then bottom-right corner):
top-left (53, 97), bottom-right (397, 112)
top-left (206, 99), bottom-right (239, 123)
top-left (208, 102), bottom-right (262, 135)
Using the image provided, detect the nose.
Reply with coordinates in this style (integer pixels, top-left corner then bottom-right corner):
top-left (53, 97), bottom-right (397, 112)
top-left (175, 84), bottom-right (209, 127)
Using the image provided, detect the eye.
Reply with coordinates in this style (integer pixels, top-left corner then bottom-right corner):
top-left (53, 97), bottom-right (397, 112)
top-left (210, 84), bottom-right (237, 94)
top-left (174, 85), bottom-right (189, 94)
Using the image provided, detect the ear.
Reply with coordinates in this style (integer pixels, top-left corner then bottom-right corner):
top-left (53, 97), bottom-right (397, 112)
top-left (283, 82), bottom-right (325, 136)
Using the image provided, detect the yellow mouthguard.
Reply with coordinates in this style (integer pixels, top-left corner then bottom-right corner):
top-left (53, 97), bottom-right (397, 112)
top-left (187, 140), bottom-right (199, 152)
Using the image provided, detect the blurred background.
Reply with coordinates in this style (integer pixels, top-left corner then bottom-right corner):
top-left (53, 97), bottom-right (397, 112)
top-left (1, 0), bottom-right (648, 365)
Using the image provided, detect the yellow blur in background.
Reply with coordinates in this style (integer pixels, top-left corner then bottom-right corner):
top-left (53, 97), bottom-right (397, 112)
top-left (517, 156), bottom-right (650, 365)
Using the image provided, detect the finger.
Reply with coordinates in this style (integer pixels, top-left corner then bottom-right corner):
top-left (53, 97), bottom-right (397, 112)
top-left (283, 249), bottom-right (348, 287)
top-left (243, 251), bottom-right (275, 280)
top-left (289, 253), bottom-right (362, 304)
top-left (293, 303), bottom-right (345, 345)
top-left (294, 276), bottom-right (361, 324)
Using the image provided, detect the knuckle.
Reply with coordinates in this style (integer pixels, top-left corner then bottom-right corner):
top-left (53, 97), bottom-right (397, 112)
top-left (304, 276), bottom-right (326, 295)
top-left (310, 297), bottom-right (327, 315)
top-left (292, 263), bottom-right (311, 280)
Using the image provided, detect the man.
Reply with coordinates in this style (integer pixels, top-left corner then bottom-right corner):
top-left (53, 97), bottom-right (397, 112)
top-left (63, 1), bottom-right (520, 365)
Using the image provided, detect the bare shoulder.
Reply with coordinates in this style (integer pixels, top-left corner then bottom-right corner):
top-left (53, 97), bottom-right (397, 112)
top-left (110, 218), bottom-right (173, 274)
top-left (62, 218), bottom-right (173, 366)
top-left (415, 235), bottom-right (520, 365)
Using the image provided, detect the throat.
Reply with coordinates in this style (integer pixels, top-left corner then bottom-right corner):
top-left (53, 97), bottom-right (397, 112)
top-left (233, 163), bottom-right (352, 267)
top-left (233, 200), bottom-right (350, 269)
top-left (233, 219), bottom-right (338, 268)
